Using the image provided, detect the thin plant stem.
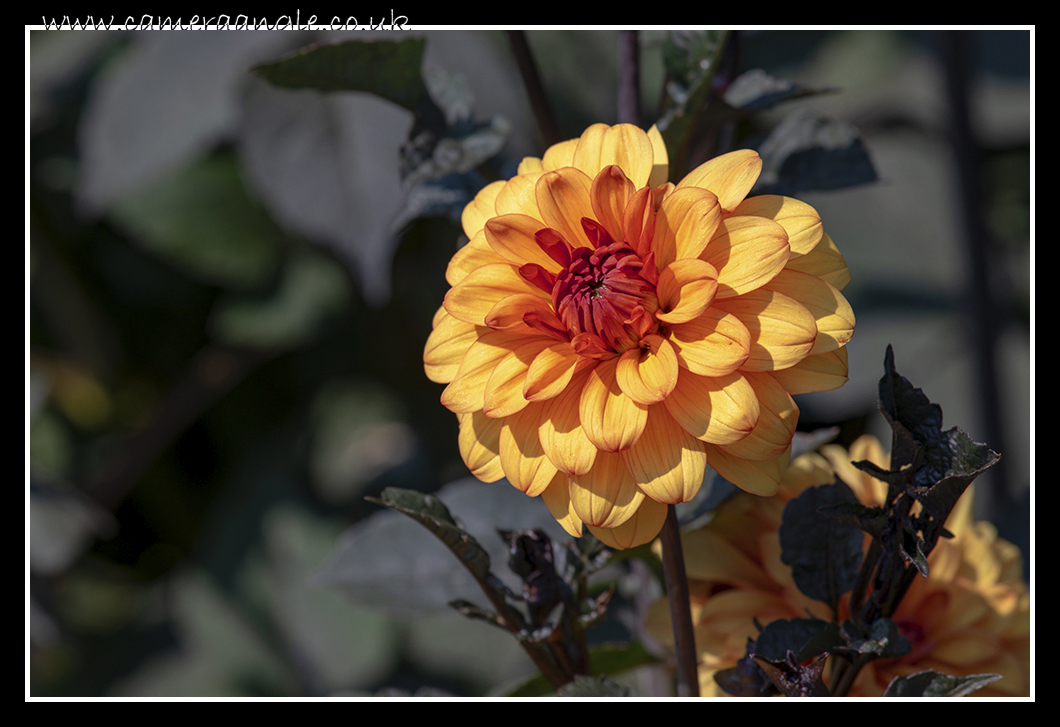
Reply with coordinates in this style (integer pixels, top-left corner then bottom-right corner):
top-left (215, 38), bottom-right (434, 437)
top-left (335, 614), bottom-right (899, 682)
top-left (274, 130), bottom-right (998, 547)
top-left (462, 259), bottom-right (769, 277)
top-left (506, 30), bottom-right (562, 148)
top-left (660, 504), bottom-right (700, 697)
top-left (618, 30), bottom-right (640, 127)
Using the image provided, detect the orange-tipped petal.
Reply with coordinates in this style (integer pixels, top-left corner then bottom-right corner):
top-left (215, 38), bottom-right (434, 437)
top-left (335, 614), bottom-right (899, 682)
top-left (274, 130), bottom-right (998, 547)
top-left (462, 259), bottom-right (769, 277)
top-left (764, 269), bottom-right (855, 356)
top-left (444, 262), bottom-right (548, 326)
top-left (458, 411), bottom-right (505, 482)
top-left (591, 165), bottom-right (636, 243)
top-left (663, 370), bottom-right (760, 445)
top-left (461, 180), bottom-right (505, 239)
top-left (729, 195), bottom-right (822, 256)
top-left (568, 450), bottom-right (645, 529)
top-left (785, 232), bottom-right (851, 291)
top-left (579, 357), bottom-right (649, 452)
top-left (704, 215), bottom-right (790, 299)
top-left (652, 187), bottom-right (722, 269)
top-left (615, 334), bottom-right (679, 405)
top-left (622, 404), bottom-right (706, 504)
top-left (677, 149), bottom-right (762, 211)
top-left (588, 495), bottom-right (668, 549)
top-left (714, 289), bottom-right (817, 372)
top-left (667, 307), bottom-right (751, 377)
top-left (485, 213), bottom-right (564, 272)
top-left (424, 310), bottom-right (480, 384)
top-left (536, 168), bottom-right (596, 250)
top-left (655, 258), bottom-right (720, 325)
top-left (716, 371), bottom-right (798, 460)
top-left (499, 403), bottom-right (559, 497)
top-left (540, 470), bottom-right (582, 537)
top-left (769, 347), bottom-right (848, 395)
top-left (572, 123), bottom-right (656, 189)
top-left (704, 443), bottom-right (789, 497)
top-left (539, 369), bottom-right (598, 476)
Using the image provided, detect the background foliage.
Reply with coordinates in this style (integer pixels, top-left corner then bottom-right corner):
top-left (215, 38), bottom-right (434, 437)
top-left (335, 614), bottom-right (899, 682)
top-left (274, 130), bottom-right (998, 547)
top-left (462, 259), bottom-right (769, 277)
top-left (28, 28), bottom-right (1030, 697)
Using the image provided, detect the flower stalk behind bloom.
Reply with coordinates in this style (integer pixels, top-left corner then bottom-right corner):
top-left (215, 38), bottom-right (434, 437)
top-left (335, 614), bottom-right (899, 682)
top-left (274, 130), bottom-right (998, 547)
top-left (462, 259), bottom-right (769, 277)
top-left (425, 123), bottom-right (855, 548)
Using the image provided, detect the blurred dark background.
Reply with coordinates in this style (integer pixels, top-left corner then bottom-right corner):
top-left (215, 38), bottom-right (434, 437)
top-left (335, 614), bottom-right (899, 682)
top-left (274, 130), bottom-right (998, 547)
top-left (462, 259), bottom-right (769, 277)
top-left (28, 28), bottom-right (1030, 697)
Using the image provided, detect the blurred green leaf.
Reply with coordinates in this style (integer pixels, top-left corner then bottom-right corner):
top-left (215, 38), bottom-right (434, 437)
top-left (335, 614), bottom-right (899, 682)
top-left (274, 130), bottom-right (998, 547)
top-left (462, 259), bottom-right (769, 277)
top-left (210, 251), bottom-right (351, 350)
top-left (109, 155), bottom-right (284, 289)
top-left (882, 670), bottom-right (1002, 697)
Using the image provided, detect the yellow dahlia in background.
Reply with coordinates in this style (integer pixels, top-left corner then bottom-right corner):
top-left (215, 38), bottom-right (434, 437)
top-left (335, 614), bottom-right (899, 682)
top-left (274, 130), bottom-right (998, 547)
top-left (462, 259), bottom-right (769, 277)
top-left (424, 123), bottom-right (854, 549)
top-left (646, 435), bottom-right (1030, 697)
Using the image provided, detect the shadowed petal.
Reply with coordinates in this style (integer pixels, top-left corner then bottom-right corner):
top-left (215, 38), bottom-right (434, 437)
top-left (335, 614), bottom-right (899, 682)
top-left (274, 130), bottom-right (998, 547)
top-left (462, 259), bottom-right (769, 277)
top-left (579, 357), bottom-right (649, 452)
top-left (622, 404), bottom-right (706, 504)
top-left (444, 263), bottom-right (549, 326)
top-left (446, 230), bottom-right (509, 286)
top-left (656, 258), bottom-right (719, 325)
top-left (652, 187), bottom-right (722, 270)
top-left (704, 443), bottom-right (790, 497)
top-left (704, 216), bottom-right (790, 299)
top-left (764, 269), bottom-right (855, 356)
top-left (539, 368), bottom-right (598, 476)
top-left (458, 411), bottom-right (504, 482)
top-left (667, 307), bottom-right (751, 377)
top-left (541, 470), bottom-right (582, 537)
top-left (769, 347), bottom-right (848, 395)
top-left (568, 450), bottom-right (645, 528)
top-left (717, 372), bottom-right (798, 460)
top-left (483, 339), bottom-right (555, 418)
top-left (524, 342), bottom-right (583, 402)
top-left (713, 289), bottom-right (817, 372)
top-left (485, 213), bottom-right (564, 272)
top-left (424, 309), bottom-right (481, 384)
top-left (588, 496), bottom-right (668, 549)
top-left (663, 369), bottom-right (759, 445)
top-left (500, 403), bottom-right (559, 497)
top-left (729, 195), bottom-right (822, 256)
top-left (785, 231), bottom-right (851, 290)
top-left (441, 330), bottom-right (523, 413)
top-left (615, 334), bottom-right (679, 405)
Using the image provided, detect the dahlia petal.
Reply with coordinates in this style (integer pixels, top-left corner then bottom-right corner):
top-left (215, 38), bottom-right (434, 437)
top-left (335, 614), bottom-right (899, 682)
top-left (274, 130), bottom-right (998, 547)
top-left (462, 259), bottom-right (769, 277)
top-left (729, 195), bottom-right (822, 256)
top-left (540, 470), bottom-right (582, 537)
top-left (590, 165), bottom-right (636, 243)
top-left (622, 186), bottom-right (656, 257)
top-left (485, 214), bottom-right (564, 272)
top-left (538, 369), bottom-right (598, 476)
top-left (523, 342), bottom-right (582, 402)
top-left (517, 157), bottom-right (544, 175)
top-left (622, 404), bottom-right (707, 504)
top-left (444, 263), bottom-right (549, 326)
top-left (424, 310), bottom-right (480, 384)
top-left (615, 334), bottom-right (679, 405)
top-left (588, 495), bottom-right (668, 549)
top-left (703, 443), bottom-right (789, 497)
top-left (572, 123), bottom-right (655, 189)
top-left (495, 169), bottom-right (545, 219)
top-left (541, 138), bottom-right (579, 171)
top-left (483, 339), bottom-right (554, 418)
top-left (461, 180), bottom-right (505, 239)
top-left (667, 307), bottom-right (751, 377)
top-left (655, 258), bottom-right (720, 325)
top-left (440, 330), bottom-right (523, 413)
top-left (646, 124), bottom-right (669, 189)
top-left (652, 187), bottom-right (722, 269)
top-left (458, 411), bottom-right (505, 482)
top-left (568, 450), bottom-right (645, 529)
top-left (536, 168), bottom-right (596, 250)
top-left (714, 289), bottom-right (817, 372)
top-left (764, 269), bottom-right (855, 355)
top-left (785, 231), bottom-right (851, 291)
top-left (484, 293), bottom-right (564, 338)
top-left (716, 372), bottom-right (798, 460)
top-left (446, 230), bottom-right (509, 286)
top-left (704, 216), bottom-right (790, 299)
top-left (769, 347), bottom-right (849, 395)
top-left (663, 370), bottom-right (760, 445)
top-left (579, 357), bottom-right (649, 452)
top-left (499, 403), bottom-right (559, 497)
top-left (677, 149), bottom-right (763, 212)
top-left (681, 527), bottom-right (777, 589)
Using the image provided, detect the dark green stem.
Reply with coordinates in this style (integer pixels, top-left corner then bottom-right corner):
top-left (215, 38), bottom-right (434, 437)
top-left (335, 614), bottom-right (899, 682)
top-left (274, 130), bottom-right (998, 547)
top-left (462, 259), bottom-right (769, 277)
top-left (506, 31), bottom-right (562, 148)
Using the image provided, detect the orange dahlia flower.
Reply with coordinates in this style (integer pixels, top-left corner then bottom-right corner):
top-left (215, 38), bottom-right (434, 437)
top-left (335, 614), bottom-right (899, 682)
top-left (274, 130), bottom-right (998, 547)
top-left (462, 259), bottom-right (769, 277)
top-left (646, 435), bottom-right (1030, 697)
top-left (424, 123), bottom-right (854, 549)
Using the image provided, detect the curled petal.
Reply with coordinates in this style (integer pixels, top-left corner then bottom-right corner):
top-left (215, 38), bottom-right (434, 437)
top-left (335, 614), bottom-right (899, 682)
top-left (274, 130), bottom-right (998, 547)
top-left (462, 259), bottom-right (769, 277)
top-left (572, 123), bottom-right (656, 189)
top-left (446, 230), bottom-right (509, 286)
top-left (536, 168), bottom-right (596, 250)
top-left (785, 232), bottom-right (851, 291)
top-left (704, 216), bottom-right (790, 299)
top-left (588, 496), bottom-right (668, 549)
top-left (591, 165), bottom-right (636, 243)
top-left (652, 187), bottom-right (722, 270)
top-left (717, 371), bottom-right (798, 460)
top-left (622, 186), bottom-right (657, 258)
top-left (458, 411), bottom-right (504, 482)
top-left (444, 263), bottom-right (549, 326)
top-left (539, 368), bottom-right (597, 476)
top-left (615, 334), bottom-right (679, 405)
top-left (524, 342), bottom-right (584, 402)
top-left (764, 269), bottom-right (855, 355)
top-left (500, 403), bottom-right (559, 497)
top-left (770, 347), bottom-right (848, 395)
top-left (704, 443), bottom-right (789, 497)
top-left (484, 293), bottom-right (565, 338)
top-left (441, 330), bottom-right (523, 413)
top-left (655, 258), bottom-right (719, 325)
top-left (622, 404), bottom-right (706, 504)
top-left (579, 357), bottom-right (649, 452)
top-left (729, 195), bottom-right (822, 256)
top-left (485, 214), bottom-right (564, 272)
top-left (713, 289), bottom-right (817, 372)
top-left (663, 370), bottom-right (760, 445)
top-left (667, 307), bottom-right (751, 377)
top-left (461, 180), bottom-right (505, 239)
top-left (424, 309), bottom-right (480, 384)
top-left (568, 450), bottom-right (645, 529)
top-left (677, 149), bottom-right (762, 211)
top-left (541, 471), bottom-right (582, 537)
top-left (483, 339), bottom-right (554, 418)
